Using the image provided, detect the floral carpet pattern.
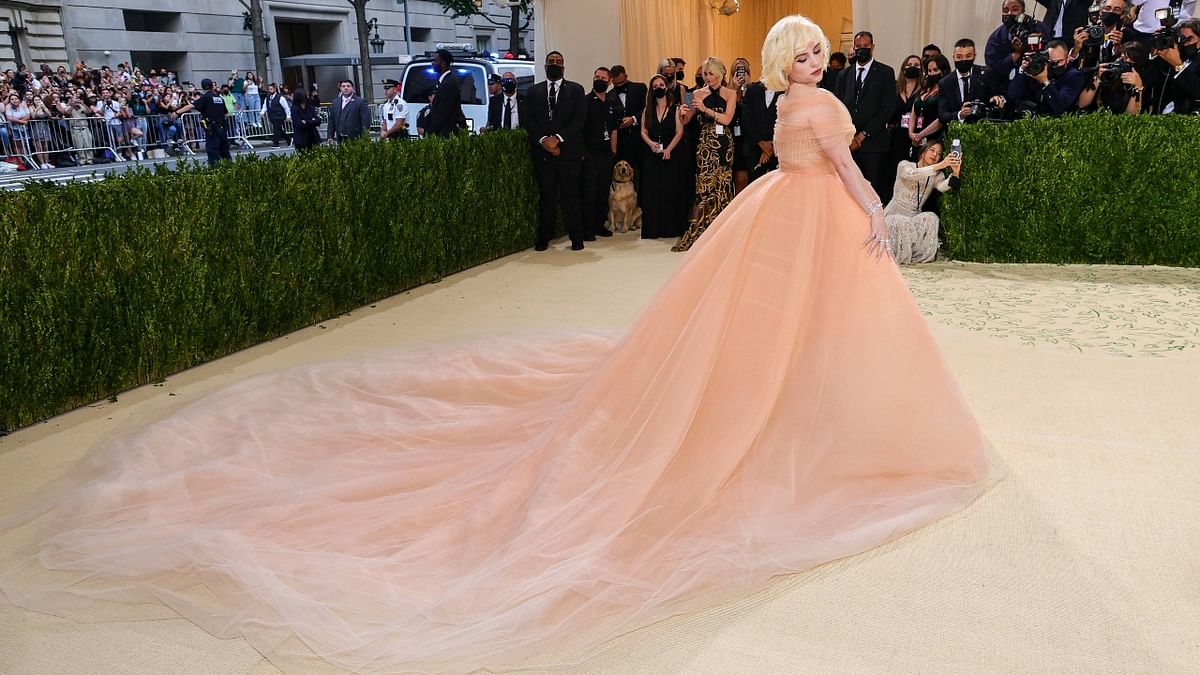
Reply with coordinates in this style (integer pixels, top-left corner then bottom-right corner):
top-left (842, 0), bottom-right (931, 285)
top-left (902, 263), bottom-right (1200, 358)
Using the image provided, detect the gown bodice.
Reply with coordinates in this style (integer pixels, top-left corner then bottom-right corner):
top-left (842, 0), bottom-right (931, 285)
top-left (773, 86), bottom-right (855, 175)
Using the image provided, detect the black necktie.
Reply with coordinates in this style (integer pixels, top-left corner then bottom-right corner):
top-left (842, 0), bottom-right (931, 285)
top-left (503, 98), bottom-right (513, 129)
top-left (961, 74), bottom-right (970, 100)
top-left (548, 82), bottom-right (557, 119)
top-left (855, 66), bottom-right (866, 105)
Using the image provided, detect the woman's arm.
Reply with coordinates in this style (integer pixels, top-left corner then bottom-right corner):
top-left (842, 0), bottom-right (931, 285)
top-left (814, 119), bottom-right (889, 258)
top-left (712, 88), bottom-right (736, 126)
top-left (640, 109), bottom-right (656, 149)
top-left (916, 117), bottom-right (942, 140)
top-left (1077, 72), bottom-right (1101, 109)
top-left (936, 156), bottom-right (962, 192)
top-left (664, 107), bottom-right (685, 155)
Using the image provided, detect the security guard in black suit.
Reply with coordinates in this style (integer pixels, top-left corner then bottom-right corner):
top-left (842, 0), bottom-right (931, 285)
top-left (173, 78), bottom-right (231, 166)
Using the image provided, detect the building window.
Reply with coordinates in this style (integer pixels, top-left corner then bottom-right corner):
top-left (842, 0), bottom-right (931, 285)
top-left (410, 27), bottom-right (432, 44)
top-left (475, 35), bottom-right (491, 55)
top-left (122, 10), bottom-right (181, 33)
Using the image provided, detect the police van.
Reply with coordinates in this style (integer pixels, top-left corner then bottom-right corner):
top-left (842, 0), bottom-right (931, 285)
top-left (398, 44), bottom-right (536, 135)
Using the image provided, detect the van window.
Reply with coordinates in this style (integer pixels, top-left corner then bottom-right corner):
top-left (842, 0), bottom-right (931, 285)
top-left (402, 62), bottom-right (487, 105)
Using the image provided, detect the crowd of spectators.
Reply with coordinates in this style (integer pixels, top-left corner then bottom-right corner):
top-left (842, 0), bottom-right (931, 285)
top-left (541, 0), bottom-right (1199, 260)
top-left (0, 61), bottom-right (322, 170)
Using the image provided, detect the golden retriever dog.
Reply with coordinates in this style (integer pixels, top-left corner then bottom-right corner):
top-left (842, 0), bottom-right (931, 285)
top-left (605, 160), bottom-right (642, 233)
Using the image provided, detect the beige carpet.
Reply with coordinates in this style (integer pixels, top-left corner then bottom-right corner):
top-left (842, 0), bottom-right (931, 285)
top-left (1, 236), bottom-right (1197, 674)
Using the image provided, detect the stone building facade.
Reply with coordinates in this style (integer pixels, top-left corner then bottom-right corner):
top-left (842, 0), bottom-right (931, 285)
top-left (3, 0), bottom-right (534, 100)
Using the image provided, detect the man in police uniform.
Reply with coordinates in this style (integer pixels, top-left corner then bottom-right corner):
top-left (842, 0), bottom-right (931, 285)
top-left (580, 66), bottom-right (623, 241)
top-left (378, 79), bottom-right (409, 140)
top-left (173, 78), bottom-right (232, 166)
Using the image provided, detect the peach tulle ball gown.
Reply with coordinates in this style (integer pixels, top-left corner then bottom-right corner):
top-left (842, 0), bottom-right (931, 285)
top-left (0, 83), bottom-right (999, 673)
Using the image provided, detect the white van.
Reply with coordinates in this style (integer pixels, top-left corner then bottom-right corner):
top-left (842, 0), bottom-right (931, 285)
top-left (399, 49), bottom-right (536, 135)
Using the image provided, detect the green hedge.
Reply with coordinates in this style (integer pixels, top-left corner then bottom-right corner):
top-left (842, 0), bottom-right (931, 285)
top-left (0, 132), bottom-right (538, 432)
top-left (942, 113), bottom-right (1200, 266)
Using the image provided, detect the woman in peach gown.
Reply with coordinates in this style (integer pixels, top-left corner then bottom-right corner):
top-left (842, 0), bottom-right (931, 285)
top-left (0, 16), bottom-right (999, 675)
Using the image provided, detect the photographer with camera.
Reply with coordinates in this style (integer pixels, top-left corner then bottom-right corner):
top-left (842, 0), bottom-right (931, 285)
top-left (1078, 41), bottom-right (1149, 112)
top-left (1069, 0), bottom-right (1132, 69)
top-left (58, 91), bottom-right (94, 165)
top-left (939, 39), bottom-right (1008, 123)
top-left (988, 1), bottom-right (1050, 67)
top-left (1147, 17), bottom-right (1200, 112)
top-left (1128, 1), bottom-right (1196, 45)
top-left (1009, 38), bottom-right (1089, 115)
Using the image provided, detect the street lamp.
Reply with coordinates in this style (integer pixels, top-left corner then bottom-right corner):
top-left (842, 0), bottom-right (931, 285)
top-left (366, 17), bottom-right (385, 55)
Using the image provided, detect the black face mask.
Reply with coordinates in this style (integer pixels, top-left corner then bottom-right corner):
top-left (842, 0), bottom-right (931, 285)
top-left (1002, 14), bottom-right (1019, 29)
top-left (674, 71), bottom-right (684, 82)
top-left (652, 87), bottom-right (667, 99)
top-left (593, 79), bottom-right (608, 93)
top-left (695, 75), bottom-right (705, 88)
top-left (545, 64), bottom-right (564, 80)
top-left (955, 59), bottom-right (974, 74)
top-left (501, 79), bottom-right (517, 94)
top-left (1100, 11), bottom-right (1122, 27)
top-left (611, 82), bottom-right (627, 93)
top-left (854, 47), bottom-right (872, 64)
top-left (1182, 43), bottom-right (1199, 61)
top-left (1048, 62), bottom-right (1066, 79)
top-left (926, 72), bottom-right (942, 85)
top-left (904, 66), bottom-right (922, 78)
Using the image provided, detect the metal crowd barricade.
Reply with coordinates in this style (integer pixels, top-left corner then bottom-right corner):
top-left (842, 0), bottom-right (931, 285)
top-left (5, 102), bottom-right (396, 172)
top-left (0, 121), bottom-right (37, 169)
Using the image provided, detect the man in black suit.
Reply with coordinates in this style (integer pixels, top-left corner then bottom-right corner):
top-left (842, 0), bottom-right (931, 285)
top-left (1008, 39), bottom-right (1088, 116)
top-left (523, 50), bottom-right (588, 251)
top-left (486, 70), bottom-right (526, 131)
top-left (1153, 18), bottom-right (1200, 114)
top-left (740, 80), bottom-right (782, 183)
top-left (608, 65), bottom-right (647, 169)
top-left (326, 79), bottom-right (370, 142)
top-left (580, 66), bottom-right (623, 241)
top-left (987, 1), bottom-right (1050, 68)
top-left (821, 52), bottom-right (848, 91)
top-left (425, 49), bottom-right (466, 137)
top-left (1037, 0), bottom-right (1092, 39)
top-left (939, 38), bottom-right (1005, 124)
top-left (835, 31), bottom-right (897, 202)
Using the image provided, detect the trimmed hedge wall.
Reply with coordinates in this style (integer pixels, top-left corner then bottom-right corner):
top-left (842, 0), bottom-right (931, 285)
top-left (0, 132), bottom-right (538, 432)
top-left (942, 113), bottom-right (1200, 266)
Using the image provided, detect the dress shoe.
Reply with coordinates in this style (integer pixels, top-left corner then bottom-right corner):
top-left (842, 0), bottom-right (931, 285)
top-left (534, 242), bottom-right (549, 251)
top-left (594, 229), bottom-right (613, 237)
top-left (583, 235), bottom-right (596, 242)
top-left (571, 242), bottom-right (585, 251)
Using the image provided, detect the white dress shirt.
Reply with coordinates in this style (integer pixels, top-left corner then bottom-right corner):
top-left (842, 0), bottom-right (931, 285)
top-left (1132, 0), bottom-right (1197, 33)
top-left (260, 92), bottom-right (291, 119)
top-left (500, 92), bottom-right (521, 128)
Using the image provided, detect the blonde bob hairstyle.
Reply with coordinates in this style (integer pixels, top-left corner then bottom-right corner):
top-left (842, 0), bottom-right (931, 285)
top-left (700, 56), bottom-right (727, 84)
top-left (761, 14), bottom-right (831, 91)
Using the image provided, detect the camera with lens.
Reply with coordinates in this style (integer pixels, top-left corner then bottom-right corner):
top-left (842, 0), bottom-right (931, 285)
top-left (1100, 59), bottom-right (1134, 87)
top-left (1025, 33), bottom-right (1050, 76)
top-left (1084, 23), bottom-right (1106, 47)
top-left (1153, 0), bottom-right (1185, 50)
top-left (963, 99), bottom-right (1006, 122)
top-left (1011, 14), bottom-right (1038, 43)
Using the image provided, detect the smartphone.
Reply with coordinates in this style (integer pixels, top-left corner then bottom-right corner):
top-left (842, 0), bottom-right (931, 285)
top-left (950, 139), bottom-right (962, 159)
top-left (684, 90), bottom-right (695, 106)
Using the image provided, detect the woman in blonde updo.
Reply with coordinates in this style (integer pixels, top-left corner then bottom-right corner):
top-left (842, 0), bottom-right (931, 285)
top-left (672, 56), bottom-right (737, 251)
top-left (0, 15), bottom-right (997, 675)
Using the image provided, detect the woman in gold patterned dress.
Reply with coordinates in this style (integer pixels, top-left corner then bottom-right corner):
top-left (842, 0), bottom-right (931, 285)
top-left (672, 57), bottom-right (737, 252)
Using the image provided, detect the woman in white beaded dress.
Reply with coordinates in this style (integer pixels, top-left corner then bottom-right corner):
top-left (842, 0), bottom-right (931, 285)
top-left (885, 140), bottom-right (962, 264)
